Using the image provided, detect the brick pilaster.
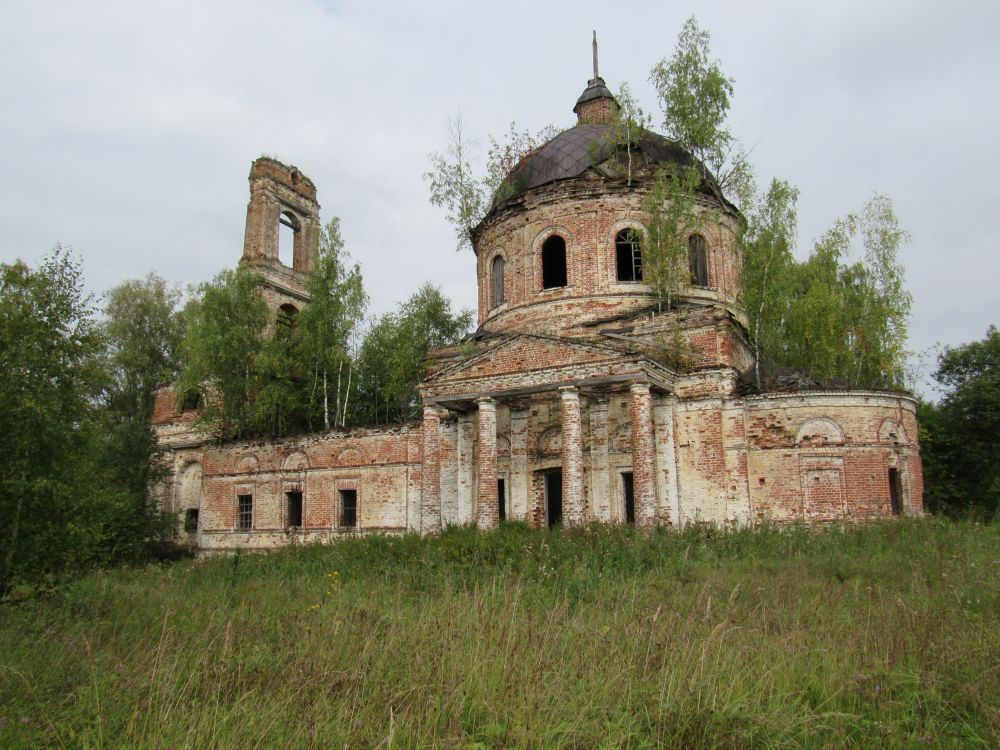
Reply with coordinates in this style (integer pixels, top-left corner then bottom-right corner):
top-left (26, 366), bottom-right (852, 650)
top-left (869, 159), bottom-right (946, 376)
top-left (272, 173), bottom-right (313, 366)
top-left (630, 382), bottom-right (657, 527)
top-left (560, 386), bottom-right (585, 526)
top-left (420, 405), bottom-right (442, 535)
top-left (510, 409), bottom-right (529, 520)
top-left (588, 398), bottom-right (610, 522)
top-left (475, 397), bottom-right (498, 530)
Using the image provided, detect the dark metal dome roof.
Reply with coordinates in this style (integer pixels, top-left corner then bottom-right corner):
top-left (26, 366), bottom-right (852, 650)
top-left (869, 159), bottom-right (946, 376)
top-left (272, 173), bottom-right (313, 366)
top-left (488, 123), bottom-right (725, 214)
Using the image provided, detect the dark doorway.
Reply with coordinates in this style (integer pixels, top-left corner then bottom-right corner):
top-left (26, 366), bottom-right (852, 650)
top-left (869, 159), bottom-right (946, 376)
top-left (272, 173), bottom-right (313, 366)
top-left (286, 491), bottom-right (303, 528)
top-left (888, 468), bottom-right (903, 516)
top-left (622, 471), bottom-right (635, 524)
top-left (545, 470), bottom-right (563, 528)
top-left (184, 508), bottom-right (199, 533)
top-left (340, 489), bottom-right (358, 528)
top-left (497, 478), bottom-right (506, 522)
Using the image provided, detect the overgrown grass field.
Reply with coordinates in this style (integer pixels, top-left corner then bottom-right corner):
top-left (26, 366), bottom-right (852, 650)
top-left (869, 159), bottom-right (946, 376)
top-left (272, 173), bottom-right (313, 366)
top-left (1, 519), bottom-right (997, 748)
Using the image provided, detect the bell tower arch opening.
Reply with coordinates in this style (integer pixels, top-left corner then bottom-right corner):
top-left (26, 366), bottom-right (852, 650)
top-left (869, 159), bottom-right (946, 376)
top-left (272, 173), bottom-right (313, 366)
top-left (240, 157), bottom-right (321, 318)
top-left (278, 210), bottom-right (301, 268)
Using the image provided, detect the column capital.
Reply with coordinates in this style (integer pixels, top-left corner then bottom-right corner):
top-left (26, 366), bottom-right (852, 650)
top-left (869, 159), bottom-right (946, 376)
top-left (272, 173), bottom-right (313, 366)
top-left (559, 385), bottom-right (580, 398)
top-left (629, 381), bottom-right (652, 394)
top-left (475, 396), bottom-right (497, 409)
top-left (422, 403), bottom-right (447, 419)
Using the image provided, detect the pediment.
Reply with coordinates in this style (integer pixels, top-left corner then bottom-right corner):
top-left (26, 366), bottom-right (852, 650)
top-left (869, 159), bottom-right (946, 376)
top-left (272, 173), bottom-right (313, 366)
top-left (427, 334), bottom-right (629, 385)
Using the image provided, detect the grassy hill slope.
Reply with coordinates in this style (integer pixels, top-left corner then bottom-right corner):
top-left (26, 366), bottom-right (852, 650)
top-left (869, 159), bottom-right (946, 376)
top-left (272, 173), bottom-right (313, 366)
top-left (1, 519), bottom-right (998, 748)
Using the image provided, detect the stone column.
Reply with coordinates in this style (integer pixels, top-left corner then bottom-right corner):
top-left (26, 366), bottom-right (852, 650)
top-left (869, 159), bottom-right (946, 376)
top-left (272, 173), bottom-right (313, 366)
top-left (457, 411), bottom-right (475, 526)
top-left (510, 409), bottom-right (529, 520)
top-left (475, 397), bottom-right (499, 530)
top-left (560, 386), bottom-right (586, 526)
top-left (420, 405), bottom-right (442, 535)
top-left (588, 398), bottom-right (610, 522)
top-left (630, 382), bottom-right (657, 527)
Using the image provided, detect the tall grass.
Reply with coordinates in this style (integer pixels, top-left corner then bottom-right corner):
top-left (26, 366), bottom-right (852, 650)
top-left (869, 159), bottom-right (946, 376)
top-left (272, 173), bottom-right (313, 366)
top-left (1, 519), bottom-right (997, 748)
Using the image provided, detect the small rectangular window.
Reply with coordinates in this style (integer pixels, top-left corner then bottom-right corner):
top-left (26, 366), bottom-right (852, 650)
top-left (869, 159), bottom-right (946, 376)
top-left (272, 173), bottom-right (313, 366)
top-left (286, 491), bottom-right (303, 528)
top-left (339, 489), bottom-right (357, 528)
top-left (497, 478), bottom-right (506, 522)
top-left (237, 494), bottom-right (253, 531)
top-left (184, 508), bottom-right (199, 533)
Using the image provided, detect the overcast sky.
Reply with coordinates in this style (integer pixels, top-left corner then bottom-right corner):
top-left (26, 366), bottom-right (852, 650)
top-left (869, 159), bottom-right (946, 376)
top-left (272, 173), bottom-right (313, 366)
top-left (2, 0), bottom-right (997, 393)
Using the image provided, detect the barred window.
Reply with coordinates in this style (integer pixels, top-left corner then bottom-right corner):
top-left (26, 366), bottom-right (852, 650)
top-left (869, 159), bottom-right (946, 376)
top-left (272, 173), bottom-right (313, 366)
top-left (340, 489), bottom-right (357, 528)
top-left (237, 494), bottom-right (253, 531)
top-left (491, 255), bottom-right (505, 308)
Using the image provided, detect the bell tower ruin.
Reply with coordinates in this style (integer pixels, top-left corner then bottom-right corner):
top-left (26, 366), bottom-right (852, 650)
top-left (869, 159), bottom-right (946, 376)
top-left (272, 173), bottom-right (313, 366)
top-left (241, 157), bottom-right (321, 318)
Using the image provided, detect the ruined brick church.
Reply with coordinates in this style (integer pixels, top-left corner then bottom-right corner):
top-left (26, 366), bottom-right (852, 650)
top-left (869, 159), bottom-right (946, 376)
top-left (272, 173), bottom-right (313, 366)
top-left (153, 62), bottom-right (923, 553)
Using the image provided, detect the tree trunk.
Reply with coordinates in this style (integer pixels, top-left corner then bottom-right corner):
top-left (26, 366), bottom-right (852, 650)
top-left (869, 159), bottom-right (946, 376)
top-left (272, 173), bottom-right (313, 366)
top-left (323, 367), bottom-right (330, 431)
top-left (340, 360), bottom-right (352, 427)
top-left (2, 462), bottom-right (28, 591)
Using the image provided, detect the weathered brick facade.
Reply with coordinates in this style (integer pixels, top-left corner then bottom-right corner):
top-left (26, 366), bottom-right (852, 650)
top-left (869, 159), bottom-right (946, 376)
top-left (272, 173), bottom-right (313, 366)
top-left (154, 74), bottom-right (923, 553)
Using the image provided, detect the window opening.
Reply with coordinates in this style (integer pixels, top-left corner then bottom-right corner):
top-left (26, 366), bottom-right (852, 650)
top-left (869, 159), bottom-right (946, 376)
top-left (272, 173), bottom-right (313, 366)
top-left (180, 389), bottom-right (202, 412)
top-left (541, 235), bottom-right (567, 289)
top-left (491, 255), bottom-right (505, 309)
top-left (615, 230), bottom-right (643, 282)
top-left (339, 489), bottom-right (358, 528)
top-left (277, 303), bottom-right (299, 332)
top-left (688, 234), bottom-right (708, 287)
top-left (278, 211), bottom-right (299, 267)
top-left (237, 494), bottom-right (253, 531)
top-left (621, 471), bottom-right (635, 524)
top-left (888, 468), bottom-right (902, 516)
top-left (497, 478), bottom-right (506, 522)
top-left (286, 491), bottom-right (303, 528)
top-left (544, 470), bottom-right (563, 528)
top-left (184, 508), bottom-right (199, 533)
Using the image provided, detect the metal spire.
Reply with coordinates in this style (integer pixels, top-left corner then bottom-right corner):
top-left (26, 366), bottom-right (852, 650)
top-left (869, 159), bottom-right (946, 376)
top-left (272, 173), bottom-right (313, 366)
top-left (592, 30), bottom-right (599, 80)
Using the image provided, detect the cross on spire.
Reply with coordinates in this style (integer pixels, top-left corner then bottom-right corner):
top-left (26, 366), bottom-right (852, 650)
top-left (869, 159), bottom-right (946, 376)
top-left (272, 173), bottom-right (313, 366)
top-left (592, 30), bottom-right (599, 80)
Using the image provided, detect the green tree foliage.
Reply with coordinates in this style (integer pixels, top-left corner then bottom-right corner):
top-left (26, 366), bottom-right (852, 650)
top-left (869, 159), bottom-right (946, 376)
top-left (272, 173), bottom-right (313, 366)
top-left (425, 116), bottom-right (559, 250)
top-left (296, 218), bottom-right (367, 430)
top-left (603, 83), bottom-right (653, 187)
top-left (641, 166), bottom-right (702, 312)
top-left (649, 16), bottom-right (754, 208)
top-left (354, 284), bottom-right (472, 424)
top-left (0, 248), bottom-right (172, 588)
top-left (99, 273), bottom-right (187, 557)
top-left (253, 314), bottom-right (307, 439)
top-left (178, 266), bottom-right (268, 440)
top-left (741, 179), bottom-right (799, 388)
top-left (743, 192), bottom-right (911, 389)
top-left (919, 327), bottom-right (1000, 519)
top-left (102, 273), bottom-right (186, 418)
top-left (425, 115), bottom-right (485, 252)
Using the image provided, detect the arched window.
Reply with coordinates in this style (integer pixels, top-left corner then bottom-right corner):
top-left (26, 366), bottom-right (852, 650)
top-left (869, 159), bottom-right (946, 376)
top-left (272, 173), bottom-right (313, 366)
top-left (615, 229), bottom-right (643, 282)
top-left (278, 210), bottom-right (300, 267)
top-left (688, 234), bottom-right (709, 287)
top-left (277, 303), bottom-right (299, 334)
top-left (491, 255), bottom-right (505, 309)
top-left (541, 235), bottom-right (567, 289)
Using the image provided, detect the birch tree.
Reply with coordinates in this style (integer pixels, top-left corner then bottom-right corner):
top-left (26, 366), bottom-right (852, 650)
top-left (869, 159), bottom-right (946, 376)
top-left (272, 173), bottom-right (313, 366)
top-left (297, 217), bottom-right (367, 430)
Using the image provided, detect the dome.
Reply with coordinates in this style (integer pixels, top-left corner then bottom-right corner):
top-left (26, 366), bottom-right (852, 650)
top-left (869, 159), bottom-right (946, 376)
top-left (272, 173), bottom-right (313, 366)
top-left (487, 123), bottom-right (729, 216)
